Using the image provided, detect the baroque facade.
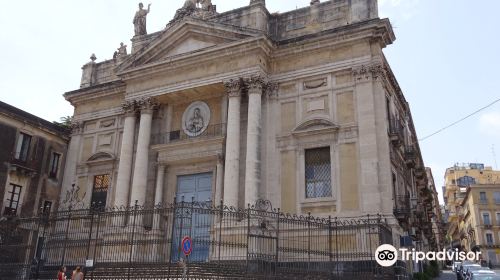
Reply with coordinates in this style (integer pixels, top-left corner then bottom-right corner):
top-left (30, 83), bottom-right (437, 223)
top-left (0, 101), bottom-right (69, 217)
top-left (62, 0), bottom-right (431, 243)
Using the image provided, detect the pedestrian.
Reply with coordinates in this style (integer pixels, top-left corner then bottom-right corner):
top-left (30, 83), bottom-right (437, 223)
top-left (71, 266), bottom-right (84, 280)
top-left (57, 266), bottom-right (67, 280)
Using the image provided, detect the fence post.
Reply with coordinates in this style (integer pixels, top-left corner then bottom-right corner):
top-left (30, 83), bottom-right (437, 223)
top-left (85, 203), bottom-right (96, 262)
top-left (61, 206), bottom-right (72, 266)
top-left (37, 209), bottom-right (49, 279)
top-left (275, 208), bottom-right (280, 276)
top-left (328, 215), bottom-right (332, 274)
top-left (335, 217), bottom-right (339, 277)
top-left (90, 205), bottom-right (102, 280)
top-left (307, 212), bottom-right (311, 273)
top-left (127, 200), bottom-right (139, 280)
top-left (168, 197), bottom-right (177, 278)
top-left (246, 203), bottom-right (251, 274)
top-left (218, 199), bottom-right (223, 273)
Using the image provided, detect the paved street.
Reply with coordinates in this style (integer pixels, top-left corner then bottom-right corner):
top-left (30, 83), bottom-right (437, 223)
top-left (437, 271), bottom-right (456, 280)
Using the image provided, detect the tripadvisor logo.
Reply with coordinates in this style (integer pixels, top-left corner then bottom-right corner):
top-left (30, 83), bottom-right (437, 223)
top-left (375, 244), bottom-right (482, 267)
top-left (375, 244), bottom-right (398, 267)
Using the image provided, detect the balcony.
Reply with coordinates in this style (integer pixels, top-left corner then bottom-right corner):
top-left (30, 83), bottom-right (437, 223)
top-left (388, 118), bottom-right (404, 147)
top-left (151, 123), bottom-right (226, 145)
top-left (404, 147), bottom-right (417, 168)
top-left (394, 195), bottom-right (411, 220)
top-left (9, 152), bottom-right (38, 175)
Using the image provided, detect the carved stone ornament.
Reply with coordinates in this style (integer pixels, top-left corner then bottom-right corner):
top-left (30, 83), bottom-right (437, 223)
top-left (169, 0), bottom-right (217, 25)
top-left (303, 78), bottom-right (327, 90)
top-left (265, 82), bottom-right (279, 100)
top-left (245, 75), bottom-right (266, 94)
top-left (182, 101), bottom-right (211, 137)
top-left (137, 97), bottom-right (159, 112)
top-left (122, 100), bottom-right (138, 115)
top-left (352, 64), bottom-right (386, 81)
top-left (223, 78), bottom-right (243, 98)
top-left (70, 122), bottom-right (85, 135)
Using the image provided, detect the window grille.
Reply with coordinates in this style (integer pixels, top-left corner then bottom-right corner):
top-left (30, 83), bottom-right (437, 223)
top-left (305, 147), bottom-right (332, 198)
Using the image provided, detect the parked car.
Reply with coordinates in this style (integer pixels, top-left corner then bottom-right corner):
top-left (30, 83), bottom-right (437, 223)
top-left (470, 274), bottom-right (500, 280)
top-left (459, 264), bottom-right (482, 280)
top-left (466, 268), bottom-right (494, 280)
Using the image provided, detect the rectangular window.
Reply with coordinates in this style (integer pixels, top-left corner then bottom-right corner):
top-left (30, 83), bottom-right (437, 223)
top-left (305, 147), bottom-right (332, 199)
top-left (14, 133), bottom-right (32, 161)
top-left (486, 233), bottom-right (494, 245)
top-left (49, 153), bottom-right (61, 178)
top-left (480, 192), bottom-right (488, 204)
top-left (494, 192), bottom-right (500, 204)
top-left (42, 201), bottom-right (53, 214)
top-left (90, 174), bottom-right (110, 210)
top-left (496, 213), bottom-right (500, 225)
top-left (4, 184), bottom-right (22, 215)
top-left (484, 213), bottom-right (491, 225)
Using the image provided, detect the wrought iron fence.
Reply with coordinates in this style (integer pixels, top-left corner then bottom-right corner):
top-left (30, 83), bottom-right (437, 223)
top-left (0, 199), bottom-right (408, 280)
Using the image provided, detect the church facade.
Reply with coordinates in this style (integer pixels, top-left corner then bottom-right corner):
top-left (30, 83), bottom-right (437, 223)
top-left (62, 0), bottom-right (433, 246)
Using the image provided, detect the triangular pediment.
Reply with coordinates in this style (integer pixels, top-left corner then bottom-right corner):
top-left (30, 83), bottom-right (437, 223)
top-left (118, 18), bottom-right (262, 72)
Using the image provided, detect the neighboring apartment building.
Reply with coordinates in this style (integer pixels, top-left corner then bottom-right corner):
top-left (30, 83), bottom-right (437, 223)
top-left (444, 163), bottom-right (500, 249)
top-left (60, 0), bottom-right (432, 249)
top-left (426, 167), bottom-right (444, 251)
top-left (459, 185), bottom-right (500, 266)
top-left (0, 101), bottom-right (69, 217)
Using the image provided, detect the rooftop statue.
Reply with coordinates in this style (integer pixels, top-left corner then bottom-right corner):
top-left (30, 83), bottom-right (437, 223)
top-left (170, 0), bottom-right (216, 25)
top-left (133, 2), bottom-right (152, 36)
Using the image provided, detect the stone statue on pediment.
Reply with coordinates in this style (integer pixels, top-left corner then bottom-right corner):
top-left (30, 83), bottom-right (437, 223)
top-left (133, 2), bottom-right (151, 36)
top-left (169, 0), bottom-right (216, 25)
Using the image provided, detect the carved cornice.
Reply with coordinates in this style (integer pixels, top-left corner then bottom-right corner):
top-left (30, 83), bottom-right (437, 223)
top-left (245, 75), bottom-right (267, 95)
top-left (223, 78), bottom-right (244, 98)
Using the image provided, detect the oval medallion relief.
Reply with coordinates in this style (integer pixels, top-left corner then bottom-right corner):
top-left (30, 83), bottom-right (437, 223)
top-left (182, 101), bottom-right (211, 137)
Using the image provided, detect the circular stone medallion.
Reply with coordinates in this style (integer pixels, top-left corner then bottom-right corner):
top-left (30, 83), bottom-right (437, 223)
top-left (182, 101), bottom-right (211, 137)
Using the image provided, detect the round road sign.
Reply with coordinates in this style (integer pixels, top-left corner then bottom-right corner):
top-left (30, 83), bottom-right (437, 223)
top-left (181, 236), bottom-right (193, 256)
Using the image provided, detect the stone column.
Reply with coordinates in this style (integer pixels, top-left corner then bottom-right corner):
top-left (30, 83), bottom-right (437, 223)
top-left (215, 153), bottom-right (224, 205)
top-left (59, 122), bottom-right (84, 208)
top-left (264, 83), bottom-right (279, 207)
top-left (244, 76), bottom-right (265, 206)
top-left (222, 79), bottom-right (243, 207)
top-left (154, 164), bottom-right (166, 206)
top-left (114, 101), bottom-right (137, 207)
top-left (130, 97), bottom-right (158, 206)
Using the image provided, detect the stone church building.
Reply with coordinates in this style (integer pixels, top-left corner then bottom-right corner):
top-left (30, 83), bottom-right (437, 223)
top-left (61, 0), bottom-right (431, 243)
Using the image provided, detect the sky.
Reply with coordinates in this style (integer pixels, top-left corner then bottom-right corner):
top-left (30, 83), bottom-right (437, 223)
top-left (0, 0), bottom-right (499, 204)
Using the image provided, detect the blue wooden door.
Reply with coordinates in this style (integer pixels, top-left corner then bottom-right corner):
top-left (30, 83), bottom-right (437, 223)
top-left (172, 173), bottom-right (212, 262)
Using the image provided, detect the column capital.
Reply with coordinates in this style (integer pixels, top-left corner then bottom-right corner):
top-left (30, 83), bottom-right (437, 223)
top-left (70, 122), bottom-right (85, 135)
top-left (352, 63), bottom-right (386, 83)
top-left (223, 78), bottom-right (244, 98)
top-left (245, 75), bottom-right (267, 95)
top-left (265, 82), bottom-right (279, 100)
top-left (122, 100), bottom-right (138, 116)
top-left (137, 97), bottom-right (159, 113)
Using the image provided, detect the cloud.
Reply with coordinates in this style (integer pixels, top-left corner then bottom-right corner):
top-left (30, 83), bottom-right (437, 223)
top-left (479, 112), bottom-right (500, 138)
